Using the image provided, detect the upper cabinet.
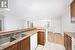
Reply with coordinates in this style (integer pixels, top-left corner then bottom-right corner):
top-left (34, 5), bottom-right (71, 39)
top-left (71, 0), bottom-right (75, 23)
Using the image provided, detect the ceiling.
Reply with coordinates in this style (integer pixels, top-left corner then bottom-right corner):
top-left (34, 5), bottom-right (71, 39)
top-left (3, 0), bottom-right (73, 20)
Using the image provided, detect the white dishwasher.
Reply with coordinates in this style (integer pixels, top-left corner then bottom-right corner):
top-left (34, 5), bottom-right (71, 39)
top-left (72, 37), bottom-right (75, 50)
top-left (30, 33), bottom-right (38, 50)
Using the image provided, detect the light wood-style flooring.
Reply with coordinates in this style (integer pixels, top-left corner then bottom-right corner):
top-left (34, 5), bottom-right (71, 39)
top-left (48, 32), bottom-right (64, 45)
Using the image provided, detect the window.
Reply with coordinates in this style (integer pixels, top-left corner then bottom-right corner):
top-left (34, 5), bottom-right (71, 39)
top-left (0, 0), bottom-right (8, 8)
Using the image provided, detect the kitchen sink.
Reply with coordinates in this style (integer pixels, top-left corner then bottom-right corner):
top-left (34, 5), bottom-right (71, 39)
top-left (10, 37), bottom-right (16, 42)
top-left (9, 33), bottom-right (27, 42)
top-left (0, 33), bottom-right (27, 45)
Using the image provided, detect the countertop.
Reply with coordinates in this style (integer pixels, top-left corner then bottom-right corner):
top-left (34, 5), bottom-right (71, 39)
top-left (0, 28), bottom-right (46, 50)
top-left (65, 32), bottom-right (75, 38)
top-left (0, 28), bottom-right (37, 36)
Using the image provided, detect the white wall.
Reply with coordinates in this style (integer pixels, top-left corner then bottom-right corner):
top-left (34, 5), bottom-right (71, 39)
top-left (4, 15), bottom-right (25, 31)
top-left (2, 0), bottom-right (72, 33)
top-left (62, 7), bottom-right (71, 32)
top-left (32, 17), bottom-right (62, 33)
top-left (9, 0), bottom-right (66, 31)
top-left (50, 17), bottom-right (62, 33)
top-left (7, 0), bottom-right (68, 20)
top-left (62, 6), bottom-right (75, 33)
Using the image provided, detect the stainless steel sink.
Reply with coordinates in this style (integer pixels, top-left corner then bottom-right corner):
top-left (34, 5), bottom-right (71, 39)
top-left (0, 33), bottom-right (26, 45)
top-left (10, 37), bottom-right (16, 42)
top-left (10, 33), bottom-right (26, 42)
top-left (11, 33), bottom-right (26, 39)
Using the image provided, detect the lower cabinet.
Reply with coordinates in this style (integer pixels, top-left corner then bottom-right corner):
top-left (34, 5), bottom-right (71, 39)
top-left (21, 37), bottom-right (30, 50)
top-left (64, 33), bottom-right (72, 50)
top-left (2, 31), bottom-right (45, 50)
top-left (3, 43), bottom-right (19, 50)
top-left (9, 44), bottom-right (17, 50)
top-left (10, 44), bottom-right (18, 50)
top-left (30, 33), bottom-right (38, 50)
top-left (17, 42), bottom-right (21, 50)
top-left (3, 37), bottom-right (30, 50)
top-left (37, 31), bottom-right (45, 45)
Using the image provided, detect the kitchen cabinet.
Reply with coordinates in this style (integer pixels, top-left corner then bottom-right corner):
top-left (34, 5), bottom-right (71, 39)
top-left (3, 43), bottom-right (18, 50)
top-left (64, 33), bottom-right (72, 50)
top-left (71, 1), bottom-right (75, 17)
top-left (71, 0), bottom-right (75, 22)
top-left (17, 42), bottom-right (21, 50)
top-left (21, 37), bottom-right (30, 50)
top-left (3, 37), bottom-right (30, 50)
top-left (30, 33), bottom-right (37, 50)
top-left (37, 31), bottom-right (45, 45)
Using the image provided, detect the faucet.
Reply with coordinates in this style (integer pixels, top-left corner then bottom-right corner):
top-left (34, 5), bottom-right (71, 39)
top-left (10, 33), bottom-right (16, 42)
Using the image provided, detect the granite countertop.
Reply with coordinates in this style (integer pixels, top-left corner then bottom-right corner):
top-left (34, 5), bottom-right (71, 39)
top-left (0, 28), bottom-right (46, 50)
top-left (0, 28), bottom-right (37, 36)
top-left (65, 32), bottom-right (75, 38)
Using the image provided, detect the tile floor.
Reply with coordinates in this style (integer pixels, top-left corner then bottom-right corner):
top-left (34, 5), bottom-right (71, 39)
top-left (36, 42), bottom-right (65, 50)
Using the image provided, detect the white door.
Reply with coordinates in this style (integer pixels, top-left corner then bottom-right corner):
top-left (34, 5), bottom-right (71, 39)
top-left (30, 33), bottom-right (38, 50)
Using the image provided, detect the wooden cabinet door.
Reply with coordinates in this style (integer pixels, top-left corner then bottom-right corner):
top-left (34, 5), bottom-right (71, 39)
top-left (10, 44), bottom-right (18, 50)
top-left (38, 31), bottom-right (45, 45)
top-left (3, 37), bottom-right (30, 50)
top-left (67, 36), bottom-right (72, 50)
top-left (64, 33), bottom-right (72, 50)
top-left (4, 43), bottom-right (18, 50)
top-left (17, 42), bottom-right (21, 50)
top-left (64, 33), bottom-right (68, 50)
top-left (21, 37), bottom-right (30, 50)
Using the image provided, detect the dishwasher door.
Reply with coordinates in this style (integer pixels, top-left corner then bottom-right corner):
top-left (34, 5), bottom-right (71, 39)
top-left (72, 37), bottom-right (75, 50)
